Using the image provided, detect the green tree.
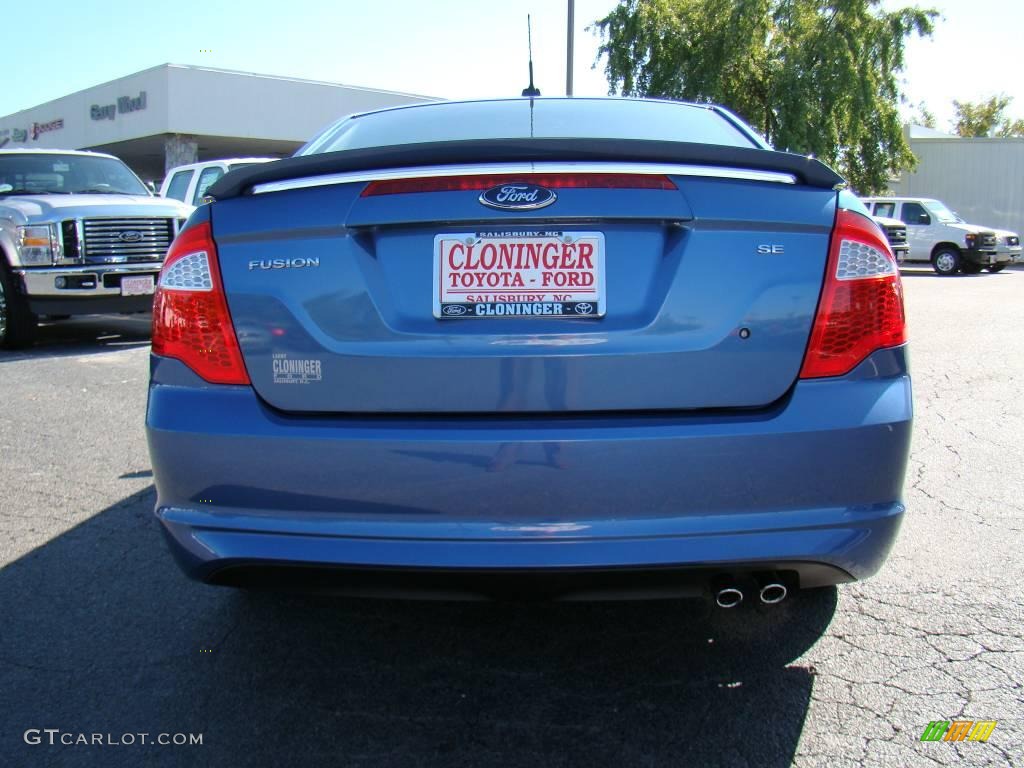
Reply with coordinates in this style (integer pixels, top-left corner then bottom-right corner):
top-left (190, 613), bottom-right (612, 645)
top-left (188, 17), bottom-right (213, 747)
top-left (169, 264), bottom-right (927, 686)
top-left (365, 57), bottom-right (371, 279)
top-left (593, 0), bottom-right (937, 193)
top-left (911, 101), bottom-right (936, 129)
top-left (952, 95), bottom-right (1024, 137)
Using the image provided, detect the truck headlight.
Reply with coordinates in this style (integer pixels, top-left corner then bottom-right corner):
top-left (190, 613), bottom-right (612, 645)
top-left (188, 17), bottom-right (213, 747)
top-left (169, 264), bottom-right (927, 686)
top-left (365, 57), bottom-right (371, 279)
top-left (964, 233), bottom-right (976, 248)
top-left (17, 224), bottom-right (60, 266)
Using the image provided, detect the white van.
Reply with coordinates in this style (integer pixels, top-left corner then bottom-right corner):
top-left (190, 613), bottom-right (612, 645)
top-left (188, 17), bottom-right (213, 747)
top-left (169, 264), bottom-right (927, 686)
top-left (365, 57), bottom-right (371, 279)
top-left (160, 158), bottom-right (275, 209)
top-left (860, 196), bottom-right (1020, 275)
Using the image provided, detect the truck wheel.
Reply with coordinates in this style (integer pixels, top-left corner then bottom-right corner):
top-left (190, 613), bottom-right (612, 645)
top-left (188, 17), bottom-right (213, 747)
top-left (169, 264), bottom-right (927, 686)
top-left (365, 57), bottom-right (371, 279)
top-left (960, 262), bottom-right (983, 274)
top-left (987, 265), bottom-right (1006, 273)
top-left (0, 261), bottom-right (38, 349)
top-left (932, 248), bottom-right (961, 276)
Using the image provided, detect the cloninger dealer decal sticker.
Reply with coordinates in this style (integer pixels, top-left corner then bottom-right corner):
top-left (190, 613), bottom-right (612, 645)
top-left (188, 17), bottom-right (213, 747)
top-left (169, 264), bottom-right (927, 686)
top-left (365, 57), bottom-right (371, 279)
top-left (272, 354), bottom-right (322, 385)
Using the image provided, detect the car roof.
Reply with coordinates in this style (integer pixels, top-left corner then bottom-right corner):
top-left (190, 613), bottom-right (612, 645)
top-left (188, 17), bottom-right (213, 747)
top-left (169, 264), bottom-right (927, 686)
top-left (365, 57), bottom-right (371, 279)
top-left (0, 148), bottom-right (119, 160)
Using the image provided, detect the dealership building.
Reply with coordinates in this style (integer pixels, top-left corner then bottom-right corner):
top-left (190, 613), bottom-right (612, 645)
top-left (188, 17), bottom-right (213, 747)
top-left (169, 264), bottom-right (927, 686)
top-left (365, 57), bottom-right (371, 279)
top-left (0, 64), bottom-right (439, 182)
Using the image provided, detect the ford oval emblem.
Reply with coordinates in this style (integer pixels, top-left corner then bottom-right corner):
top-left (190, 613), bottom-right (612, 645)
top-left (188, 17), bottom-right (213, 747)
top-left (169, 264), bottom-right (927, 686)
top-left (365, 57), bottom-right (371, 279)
top-left (442, 305), bottom-right (468, 316)
top-left (118, 230), bottom-right (144, 243)
top-left (479, 182), bottom-right (556, 211)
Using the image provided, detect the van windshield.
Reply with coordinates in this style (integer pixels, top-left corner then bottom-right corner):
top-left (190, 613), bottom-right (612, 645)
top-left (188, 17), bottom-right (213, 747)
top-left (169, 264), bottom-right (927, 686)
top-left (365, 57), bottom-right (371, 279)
top-left (927, 200), bottom-right (962, 223)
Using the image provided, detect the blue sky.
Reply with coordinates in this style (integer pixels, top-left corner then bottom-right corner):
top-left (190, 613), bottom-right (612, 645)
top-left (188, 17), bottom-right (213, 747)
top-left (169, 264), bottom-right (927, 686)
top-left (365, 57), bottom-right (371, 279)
top-left (3, 0), bottom-right (1020, 130)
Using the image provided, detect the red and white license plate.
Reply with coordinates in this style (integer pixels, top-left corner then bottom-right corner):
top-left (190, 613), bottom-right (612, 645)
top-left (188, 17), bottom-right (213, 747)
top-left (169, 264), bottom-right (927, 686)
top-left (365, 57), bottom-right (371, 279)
top-left (433, 231), bottom-right (605, 319)
top-left (120, 275), bottom-right (155, 296)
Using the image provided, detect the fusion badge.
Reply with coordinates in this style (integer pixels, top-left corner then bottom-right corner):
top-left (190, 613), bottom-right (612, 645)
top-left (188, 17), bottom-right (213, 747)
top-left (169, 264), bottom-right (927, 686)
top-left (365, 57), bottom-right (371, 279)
top-left (248, 258), bottom-right (320, 270)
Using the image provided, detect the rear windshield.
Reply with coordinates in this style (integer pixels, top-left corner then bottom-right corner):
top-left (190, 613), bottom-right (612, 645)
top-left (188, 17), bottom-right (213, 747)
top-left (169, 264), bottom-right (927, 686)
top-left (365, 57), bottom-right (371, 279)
top-left (302, 99), bottom-right (757, 155)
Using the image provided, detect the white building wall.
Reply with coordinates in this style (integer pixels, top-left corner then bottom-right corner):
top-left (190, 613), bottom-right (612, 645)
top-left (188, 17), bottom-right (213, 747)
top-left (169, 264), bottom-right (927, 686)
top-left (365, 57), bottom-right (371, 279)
top-left (164, 65), bottom-right (436, 142)
top-left (0, 64), bottom-right (437, 151)
top-left (888, 137), bottom-right (1024, 237)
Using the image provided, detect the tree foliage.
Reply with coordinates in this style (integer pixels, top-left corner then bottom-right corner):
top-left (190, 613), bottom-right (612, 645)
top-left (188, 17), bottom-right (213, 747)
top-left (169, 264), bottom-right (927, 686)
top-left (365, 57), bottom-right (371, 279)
top-left (593, 0), bottom-right (937, 193)
top-left (910, 101), bottom-right (936, 129)
top-left (952, 96), bottom-right (1024, 138)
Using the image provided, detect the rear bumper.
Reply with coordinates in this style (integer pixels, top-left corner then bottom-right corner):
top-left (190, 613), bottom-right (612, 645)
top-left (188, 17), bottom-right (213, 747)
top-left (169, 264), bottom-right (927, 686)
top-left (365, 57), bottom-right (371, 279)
top-left (146, 347), bottom-right (912, 594)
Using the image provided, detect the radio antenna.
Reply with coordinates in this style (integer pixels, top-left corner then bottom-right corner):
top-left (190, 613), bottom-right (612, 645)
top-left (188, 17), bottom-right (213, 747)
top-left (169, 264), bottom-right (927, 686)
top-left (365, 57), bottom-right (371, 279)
top-left (522, 14), bottom-right (541, 97)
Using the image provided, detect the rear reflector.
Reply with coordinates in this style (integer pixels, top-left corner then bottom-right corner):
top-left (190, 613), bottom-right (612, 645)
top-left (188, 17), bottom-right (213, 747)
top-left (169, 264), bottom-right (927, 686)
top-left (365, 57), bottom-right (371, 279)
top-left (152, 221), bottom-right (250, 385)
top-left (361, 173), bottom-right (677, 196)
top-left (800, 209), bottom-right (906, 379)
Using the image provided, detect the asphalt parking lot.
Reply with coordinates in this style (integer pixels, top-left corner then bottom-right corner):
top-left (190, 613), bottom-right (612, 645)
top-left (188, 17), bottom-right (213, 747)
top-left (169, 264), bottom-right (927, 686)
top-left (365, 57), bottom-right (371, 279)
top-left (1, 268), bottom-right (1022, 768)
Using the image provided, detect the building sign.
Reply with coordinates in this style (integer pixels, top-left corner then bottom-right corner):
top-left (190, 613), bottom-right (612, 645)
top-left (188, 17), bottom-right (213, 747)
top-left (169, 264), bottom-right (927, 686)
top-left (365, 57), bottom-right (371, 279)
top-left (31, 119), bottom-right (64, 140)
top-left (90, 91), bottom-right (147, 121)
top-left (0, 127), bottom-right (30, 146)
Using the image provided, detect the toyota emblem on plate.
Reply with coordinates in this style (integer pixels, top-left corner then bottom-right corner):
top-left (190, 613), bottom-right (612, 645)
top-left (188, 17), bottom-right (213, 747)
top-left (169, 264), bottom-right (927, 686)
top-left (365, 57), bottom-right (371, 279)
top-left (479, 182), bottom-right (557, 211)
top-left (574, 303), bottom-right (595, 315)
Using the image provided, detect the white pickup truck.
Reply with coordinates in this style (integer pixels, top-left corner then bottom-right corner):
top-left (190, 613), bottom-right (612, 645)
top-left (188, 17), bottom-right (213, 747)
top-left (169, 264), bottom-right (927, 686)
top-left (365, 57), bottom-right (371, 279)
top-left (0, 149), bottom-right (191, 347)
top-left (160, 158), bottom-right (274, 210)
top-left (861, 196), bottom-right (1020, 275)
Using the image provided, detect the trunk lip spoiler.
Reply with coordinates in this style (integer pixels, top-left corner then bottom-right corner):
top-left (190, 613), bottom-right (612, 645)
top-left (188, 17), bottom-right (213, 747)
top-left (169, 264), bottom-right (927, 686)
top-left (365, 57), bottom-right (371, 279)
top-left (249, 161), bottom-right (798, 196)
top-left (208, 138), bottom-right (845, 200)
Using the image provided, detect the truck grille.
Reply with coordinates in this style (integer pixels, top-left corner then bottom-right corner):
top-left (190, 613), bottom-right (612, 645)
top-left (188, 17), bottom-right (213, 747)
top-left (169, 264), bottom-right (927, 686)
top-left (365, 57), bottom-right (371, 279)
top-left (883, 225), bottom-right (907, 246)
top-left (60, 220), bottom-right (81, 260)
top-left (80, 217), bottom-right (174, 263)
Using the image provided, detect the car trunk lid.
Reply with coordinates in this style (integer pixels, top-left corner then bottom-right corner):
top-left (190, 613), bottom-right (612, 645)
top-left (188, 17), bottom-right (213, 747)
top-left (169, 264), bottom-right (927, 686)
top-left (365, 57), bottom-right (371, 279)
top-left (213, 171), bottom-right (836, 413)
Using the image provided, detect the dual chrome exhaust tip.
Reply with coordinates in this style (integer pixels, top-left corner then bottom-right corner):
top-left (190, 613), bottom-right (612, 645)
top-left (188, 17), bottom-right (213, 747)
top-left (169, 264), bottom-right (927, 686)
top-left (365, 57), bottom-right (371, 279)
top-left (715, 586), bottom-right (745, 608)
top-left (714, 575), bottom-right (788, 608)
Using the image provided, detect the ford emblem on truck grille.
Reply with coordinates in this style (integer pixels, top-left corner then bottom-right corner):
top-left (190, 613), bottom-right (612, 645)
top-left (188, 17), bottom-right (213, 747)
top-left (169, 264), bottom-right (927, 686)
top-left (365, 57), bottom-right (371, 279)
top-left (118, 231), bottom-right (144, 243)
top-left (479, 183), bottom-right (556, 211)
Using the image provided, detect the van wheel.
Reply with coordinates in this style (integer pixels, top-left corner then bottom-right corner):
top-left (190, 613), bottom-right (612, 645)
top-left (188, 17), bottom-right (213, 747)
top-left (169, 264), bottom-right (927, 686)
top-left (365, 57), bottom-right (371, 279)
top-left (0, 261), bottom-right (38, 349)
top-left (987, 265), bottom-right (1006, 273)
top-left (932, 248), bottom-right (961, 276)
top-left (960, 262), bottom-right (983, 274)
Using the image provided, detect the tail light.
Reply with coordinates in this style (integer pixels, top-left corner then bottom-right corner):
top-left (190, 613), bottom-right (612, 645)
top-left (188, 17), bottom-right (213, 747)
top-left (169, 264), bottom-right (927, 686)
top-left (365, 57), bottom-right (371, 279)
top-left (152, 221), bottom-right (250, 385)
top-left (361, 173), bottom-right (677, 196)
top-left (800, 208), bottom-right (906, 379)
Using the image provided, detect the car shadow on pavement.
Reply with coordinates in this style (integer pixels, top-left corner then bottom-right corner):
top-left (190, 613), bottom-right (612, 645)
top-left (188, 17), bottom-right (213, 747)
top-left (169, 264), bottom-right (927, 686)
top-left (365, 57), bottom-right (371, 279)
top-left (0, 314), bottom-right (151, 363)
top-left (1, 486), bottom-right (836, 768)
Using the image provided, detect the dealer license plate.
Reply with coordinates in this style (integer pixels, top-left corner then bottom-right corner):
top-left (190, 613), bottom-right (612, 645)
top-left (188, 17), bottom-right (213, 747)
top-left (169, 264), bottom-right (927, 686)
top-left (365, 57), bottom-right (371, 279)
top-left (433, 231), bottom-right (605, 319)
top-left (120, 275), bottom-right (155, 296)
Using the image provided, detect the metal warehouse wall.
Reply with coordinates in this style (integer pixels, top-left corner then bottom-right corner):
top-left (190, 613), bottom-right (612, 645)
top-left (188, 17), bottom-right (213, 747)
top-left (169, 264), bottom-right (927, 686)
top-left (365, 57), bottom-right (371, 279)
top-left (887, 137), bottom-right (1024, 237)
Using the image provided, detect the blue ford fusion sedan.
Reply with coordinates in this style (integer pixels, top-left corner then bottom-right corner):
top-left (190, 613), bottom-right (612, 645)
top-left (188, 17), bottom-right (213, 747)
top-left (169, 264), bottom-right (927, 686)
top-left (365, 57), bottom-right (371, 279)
top-left (146, 98), bottom-right (911, 605)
